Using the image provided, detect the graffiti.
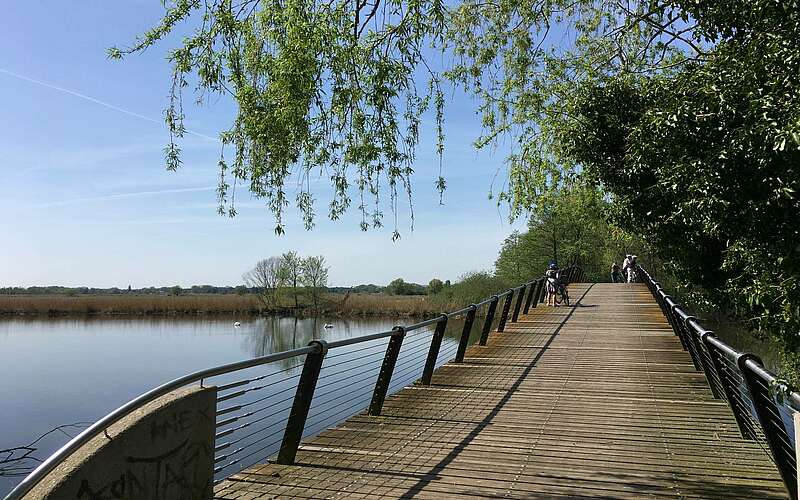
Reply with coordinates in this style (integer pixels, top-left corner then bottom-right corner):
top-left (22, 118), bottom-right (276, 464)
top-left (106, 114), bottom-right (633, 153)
top-left (149, 404), bottom-right (212, 443)
top-left (76, 470), bottom-right (143, 499)
top-left (73, 436), bottom-right (213, 499)
top-left (59, 391), bottom-right (216, 500)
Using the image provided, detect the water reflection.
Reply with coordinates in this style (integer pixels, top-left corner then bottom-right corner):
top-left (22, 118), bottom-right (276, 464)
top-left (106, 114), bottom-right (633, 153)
top-left (0, 314), bottom-right (403, 496)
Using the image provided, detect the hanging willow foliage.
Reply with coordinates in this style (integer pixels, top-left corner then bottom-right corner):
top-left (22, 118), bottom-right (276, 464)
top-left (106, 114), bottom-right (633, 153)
top-left (111, 1), bottom-right (700, 233)
top-left (110, 0), bottom-right (448, 237)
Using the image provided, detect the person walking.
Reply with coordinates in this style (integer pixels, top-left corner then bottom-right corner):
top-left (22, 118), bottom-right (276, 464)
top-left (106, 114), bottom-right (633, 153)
top-left (628, 255), bottom-right (638, 282)
top-left (611, 262), bottom-right (623, 283)
top-left (545, 263), bottom-right (560, 306)
top-left (621, 255), bottom-right (632, 283)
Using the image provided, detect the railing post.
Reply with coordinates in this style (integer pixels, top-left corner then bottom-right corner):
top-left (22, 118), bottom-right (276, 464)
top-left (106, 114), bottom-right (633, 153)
top-left (534, 279), bottom-right (543, 308)
top-left (688, 324), bottom-right (724, 399)
top-left (674, 307), bottom-right (702, 370)
top-left (421, 315), bottom-right (449, 385)
top-left (523, 280), bottom-right (538, 313)
top-left (479, 296), bottom-right (499, 345)
top-left (455, 305), bottom-right (476, 363)
top-left (739, 354), bottom-right (798, 497)
top-left (511, 285), bottom-right (526, 322)
top-left (496, 291), bottom-right (514, 332)
top-left (276, 340), bottom-right (328, 464)
top-left (368, 327), bottom-right (405, 416)
top-left (705, 336), bottom-right (754, 440)
top-left (538, 277), bottom-right (547, 303)
top-left (663, 296), bottom-right (684, 341)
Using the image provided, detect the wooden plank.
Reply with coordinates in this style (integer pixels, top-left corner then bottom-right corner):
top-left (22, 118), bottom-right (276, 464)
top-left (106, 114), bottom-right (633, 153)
top-left (214, 283), bottom-right (789, 499)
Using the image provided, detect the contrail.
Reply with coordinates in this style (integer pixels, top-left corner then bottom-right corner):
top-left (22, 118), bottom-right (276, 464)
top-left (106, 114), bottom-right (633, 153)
top-left (31, 186), bottom-right (217, 208)
top-left (0, 68), bottom-right (219, 142)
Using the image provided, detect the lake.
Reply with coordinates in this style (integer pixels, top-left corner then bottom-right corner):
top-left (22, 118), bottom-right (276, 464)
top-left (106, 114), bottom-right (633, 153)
top-left (0, 314), bottom-right (475, 496)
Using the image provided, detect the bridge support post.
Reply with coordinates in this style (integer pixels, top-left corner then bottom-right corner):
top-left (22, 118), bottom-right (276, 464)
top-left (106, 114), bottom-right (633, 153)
top-left (479, 296), bottom-right (498, 345)
top-left (511, 285), bottom-right (526, 322)
top-left (277, 340), bottom-right (328, 465)
top-left (455, 305), bottom-right (476, 363)
top-left (421, 315), bottom-right (448, 385)
top-left (368, 327), bottom-right (405, 416)
top-left (497, 291), bottom-right (514, 332)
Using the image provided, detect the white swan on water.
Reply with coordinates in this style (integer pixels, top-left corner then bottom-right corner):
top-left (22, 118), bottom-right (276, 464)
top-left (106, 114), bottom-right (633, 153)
top-left (323, 323), bottom-right (333, 329)
top-left (233, 321), bottom-right (241, 328)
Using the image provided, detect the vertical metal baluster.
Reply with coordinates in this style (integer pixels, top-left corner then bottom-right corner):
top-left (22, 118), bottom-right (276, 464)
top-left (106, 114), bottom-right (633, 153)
top-left (479, 296), bottom-right (499, 346)
top-left (368, 327), bottom-right (405, 416)
top-left (705, 337), bottom-right (753, 440)
top-left (685, 321), bottom-right (723, 398)
top-left (523, 280), bottom-right (537, 314)
top-left (511, 285), bottom-right (526, 322)
top-left (277, 340), bottom-right (328, 464)
top-left (538, 276), bottom-right (547, 303)
top-left (421, 315), bottom-right (449, 385)
top-left (497, 291), bottom-right (514, 332)
top-left (455, 305), bottom-right (477, 363)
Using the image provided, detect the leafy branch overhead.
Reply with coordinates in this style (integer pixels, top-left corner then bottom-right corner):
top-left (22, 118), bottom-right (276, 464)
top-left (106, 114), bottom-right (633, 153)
top-left (110, 0), bottom-right (704, 233)
top-left (110, 0), bottom-right (448, 238)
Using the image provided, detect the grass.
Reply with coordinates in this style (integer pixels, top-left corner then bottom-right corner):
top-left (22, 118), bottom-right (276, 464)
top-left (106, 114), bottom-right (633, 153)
top-left (0, 293), bottom-right (435, 317)
top-left (332, 293), bottom-right (440, 316)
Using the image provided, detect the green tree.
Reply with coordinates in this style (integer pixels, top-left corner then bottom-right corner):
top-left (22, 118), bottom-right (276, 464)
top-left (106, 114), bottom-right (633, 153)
top-left (278, 251), bottom-right (302, 309)
top-left (494, 184), bottom-right (638, 283)
top-left (385, 278), bottom-right (407, 296)
top-left (300, 255), bottom-right (330, 310)
top-left (560, 0), bottom-right (800, 382)
top-left (385, 278), bottom-right (426, 295)
top-left (428, 278), bottom-right (444, 295)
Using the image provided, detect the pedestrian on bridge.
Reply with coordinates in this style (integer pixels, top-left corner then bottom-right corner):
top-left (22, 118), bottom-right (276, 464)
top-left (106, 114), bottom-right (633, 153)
top-left (545, 263), bottom-right (560, 307)
top-left (623, 255), bottom-right (638, 283)
top-left (611, 262), bottom-right (623, 283)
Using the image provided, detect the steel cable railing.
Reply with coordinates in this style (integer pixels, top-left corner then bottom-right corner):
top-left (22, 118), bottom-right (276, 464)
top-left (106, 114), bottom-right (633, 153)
top-left (4, 266), bottom-right (584, 500)
top-left (636, 266), bottom-right (800, 499)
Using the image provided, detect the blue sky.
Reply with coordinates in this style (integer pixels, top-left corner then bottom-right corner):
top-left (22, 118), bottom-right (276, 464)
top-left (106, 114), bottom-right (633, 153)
top-left (0, 2), bottom-right (523, 288)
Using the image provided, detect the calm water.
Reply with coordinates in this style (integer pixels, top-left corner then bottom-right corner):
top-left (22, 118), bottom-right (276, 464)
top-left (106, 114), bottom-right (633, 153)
top-left (0, 315), bottom-right (474, 495)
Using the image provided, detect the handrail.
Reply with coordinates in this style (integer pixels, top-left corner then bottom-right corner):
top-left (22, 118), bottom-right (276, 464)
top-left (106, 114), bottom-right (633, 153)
top-left (5, 265), bottom-right (583, 500)
top-left (636, 266), bottom-right (800, 499)
top-left (4, 345), bottom-right (316, 500)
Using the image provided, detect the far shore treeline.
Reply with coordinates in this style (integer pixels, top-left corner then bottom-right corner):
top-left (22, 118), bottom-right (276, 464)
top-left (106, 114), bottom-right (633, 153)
top-left (0, 283), bottom-right (394, 297)
top-left (0, 195), bottom-right (649, 319)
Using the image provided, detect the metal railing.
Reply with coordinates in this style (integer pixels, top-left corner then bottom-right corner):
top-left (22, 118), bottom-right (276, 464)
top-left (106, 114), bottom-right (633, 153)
top-left (4, 266), bottom-right (584, 500)
top-left (636, 266), bottom-right (800, 499)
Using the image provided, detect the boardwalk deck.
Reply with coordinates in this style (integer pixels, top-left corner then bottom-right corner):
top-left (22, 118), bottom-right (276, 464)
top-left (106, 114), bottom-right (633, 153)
top-left (214, 283), bottom-right (788, 499)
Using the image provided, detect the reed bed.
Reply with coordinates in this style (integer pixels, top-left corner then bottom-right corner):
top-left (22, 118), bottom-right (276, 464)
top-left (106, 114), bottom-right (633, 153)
top-left (331, 293), bottom-right (438, 316)
top-left (0, 294), bottom-right (261, 316)
top-left (0, 293), bottom-right (435, 317)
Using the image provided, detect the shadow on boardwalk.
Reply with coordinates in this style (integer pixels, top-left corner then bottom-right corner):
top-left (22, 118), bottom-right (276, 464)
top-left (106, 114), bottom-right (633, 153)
top-left (215, 283), bottom-right (788, 499)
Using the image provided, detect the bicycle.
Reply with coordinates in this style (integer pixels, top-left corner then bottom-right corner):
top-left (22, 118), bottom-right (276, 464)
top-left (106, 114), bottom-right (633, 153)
top-left (556, 282), bottom-right (570, 306)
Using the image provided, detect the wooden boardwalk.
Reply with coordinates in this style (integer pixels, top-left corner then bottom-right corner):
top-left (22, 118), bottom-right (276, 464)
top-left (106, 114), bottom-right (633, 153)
top-left (215, 283), bottom-right (787, 499)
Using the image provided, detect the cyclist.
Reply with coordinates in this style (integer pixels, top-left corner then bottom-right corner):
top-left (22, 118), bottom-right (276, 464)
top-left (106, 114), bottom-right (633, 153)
top-left (545, 263), bottom-right (561, 307)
